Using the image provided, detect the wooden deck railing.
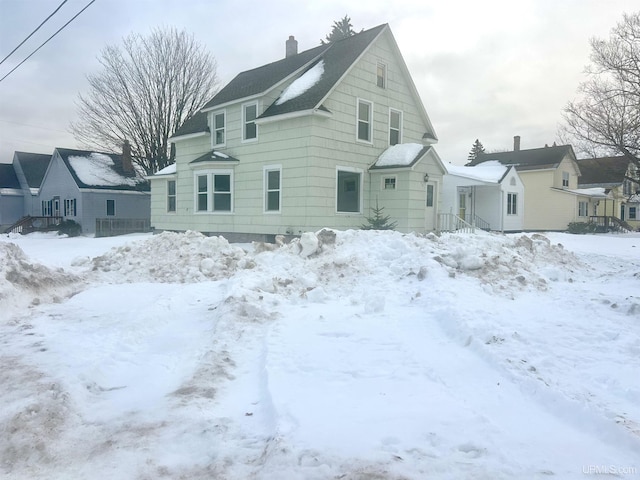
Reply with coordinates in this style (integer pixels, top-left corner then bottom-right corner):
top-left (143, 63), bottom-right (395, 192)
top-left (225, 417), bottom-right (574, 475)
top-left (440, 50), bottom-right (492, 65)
top-left (588, 216), bottom-right (634, 233)
top-left (95, 218), bottom-right (150, 237)
top-left (5, 216), bottom-right (63, 234)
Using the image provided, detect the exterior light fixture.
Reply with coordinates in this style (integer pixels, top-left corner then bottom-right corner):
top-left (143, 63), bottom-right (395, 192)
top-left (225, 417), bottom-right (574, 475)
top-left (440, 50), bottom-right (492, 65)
top-left (423, 173), bottom-right (429, 183)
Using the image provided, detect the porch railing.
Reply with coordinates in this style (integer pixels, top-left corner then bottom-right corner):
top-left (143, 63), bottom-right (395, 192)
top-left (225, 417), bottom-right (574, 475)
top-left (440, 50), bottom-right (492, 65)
top-left (588, 216), bottom-right (634, 233)
top-left (437, 213), bottom-right (476, 234)
top-left (5, 216), bottom-right (63, 234)
top-left (95, 217), bottom-right (150, 237)
top-left (462, 213), bottom-right (491, 231)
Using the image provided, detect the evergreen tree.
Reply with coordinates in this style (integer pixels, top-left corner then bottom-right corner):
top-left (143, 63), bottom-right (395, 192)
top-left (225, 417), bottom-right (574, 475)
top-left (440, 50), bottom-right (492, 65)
top-left (466, 139), bottom-right (486, 165)
top-left (361, 200), bottom-right (398, 230)
top-left (321, 15), bottom-right (357, 44)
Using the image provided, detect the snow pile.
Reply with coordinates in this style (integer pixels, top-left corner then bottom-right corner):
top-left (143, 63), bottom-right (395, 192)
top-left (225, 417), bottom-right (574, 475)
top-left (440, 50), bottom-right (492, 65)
top-left (0, 242), bottom-right (80, 314)
top-left (375, 143), bottom-right (425, 167)
top-left (276, 60), bottom-right (324, 105)
top-left (445, 160), bottom-right (508, 183)
top-left (89, 230), bottom-right (254, 283)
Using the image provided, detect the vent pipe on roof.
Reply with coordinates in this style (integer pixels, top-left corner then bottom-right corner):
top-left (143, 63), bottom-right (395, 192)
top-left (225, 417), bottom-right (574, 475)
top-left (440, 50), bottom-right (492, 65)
top-left (514, 135), bottom-right (521, 151)
top-left (286, 35), bottom-right (298, 58)
top-left (122, 140), bottom-right (133, 173)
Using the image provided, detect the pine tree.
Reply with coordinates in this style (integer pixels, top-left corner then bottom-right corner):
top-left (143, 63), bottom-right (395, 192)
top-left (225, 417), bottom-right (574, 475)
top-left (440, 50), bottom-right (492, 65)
top-left (466, 139), bottom-right (486, 165)
top-left (321, 15), bottom-right (357, 44)
top-left (361, 200), bottom-right (398, 230)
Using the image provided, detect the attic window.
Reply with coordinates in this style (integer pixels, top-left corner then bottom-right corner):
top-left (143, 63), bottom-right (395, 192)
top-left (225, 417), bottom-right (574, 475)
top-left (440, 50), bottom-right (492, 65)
top-left (377, 63), bottom-right (386, 89)
top-left (510, 177), bottom-right (516, 186)
top-left (562, 171), bottom-right (569, 187)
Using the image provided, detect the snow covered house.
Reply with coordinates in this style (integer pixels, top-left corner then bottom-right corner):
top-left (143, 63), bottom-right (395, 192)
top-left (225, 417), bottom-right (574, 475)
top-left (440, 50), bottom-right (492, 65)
top-left (577, 156), bottom-right (639, 231)
top-left (468, 138), bottom-right (606, 231)
top-left (37, 146), bottom-right (150, 235)
top-left (442, 161), bottom-right (524, 232)
top-left (150, 24), bottom-right (445, 240)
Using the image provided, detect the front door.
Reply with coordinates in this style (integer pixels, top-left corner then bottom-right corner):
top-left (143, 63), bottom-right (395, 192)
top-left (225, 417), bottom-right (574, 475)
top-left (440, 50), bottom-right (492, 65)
top-left (458, 192), bottom-right (467, 221)
top-left (425, 182), bottom-right (436, 231)
top-left (53, 197), bottom-right (60, 217)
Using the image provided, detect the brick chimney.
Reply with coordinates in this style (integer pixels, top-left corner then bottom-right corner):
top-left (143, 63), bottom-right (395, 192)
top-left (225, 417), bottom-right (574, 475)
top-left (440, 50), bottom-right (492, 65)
top-left (513, 135), bottom-right (521, 151)
top-left (286, 35), bottom-right (298, 58)
top-left (122, 139), bottom-right (133, 173)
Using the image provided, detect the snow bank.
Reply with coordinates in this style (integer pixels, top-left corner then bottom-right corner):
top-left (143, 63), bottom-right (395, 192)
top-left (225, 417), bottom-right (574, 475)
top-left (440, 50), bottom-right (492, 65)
top-left (89, 230), bottom-right (254, 283)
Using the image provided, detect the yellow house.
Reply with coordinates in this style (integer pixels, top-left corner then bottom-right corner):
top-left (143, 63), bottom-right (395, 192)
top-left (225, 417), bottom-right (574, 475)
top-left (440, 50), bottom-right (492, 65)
top-left (468, 137), bottom-right (607, 231)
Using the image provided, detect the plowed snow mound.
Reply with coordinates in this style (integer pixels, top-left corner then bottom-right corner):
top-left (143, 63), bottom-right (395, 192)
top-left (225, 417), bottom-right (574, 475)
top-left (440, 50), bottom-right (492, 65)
top-left (0, 243), bottom-right (80, 317)
top-left (90, 230), bottom-right (254, 283)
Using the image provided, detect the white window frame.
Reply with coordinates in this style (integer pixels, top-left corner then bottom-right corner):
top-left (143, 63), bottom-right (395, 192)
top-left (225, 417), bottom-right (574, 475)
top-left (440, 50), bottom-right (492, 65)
top-left (376, 62), bottom-right (387, 89)
top-left (383, 175), bottom-right (397, 190)
top-left (389, 108), bottom-right (402, 146)
top-left (242, 102), bottom-right (258, 142)
top-left (336, 166), bottom-right (363, 214)
top-left (106, 199), bottom-right (116, 216)
top-left (212, 110), bottom-right (226, 147)
top-left (628, 206), bottom-right (637, 220)
top-left (507, 192), bottom-right (518, 215)
top-left (356, 98), bottom-right (373, 144)
top-left (562, 171), bottom-right (570, 187)
top-left (64, 198), bottom-right (76, 217)
top-left (194, 170), bottom-right (234, 214)
top-left (167, 179), bottom-right (176, 213)
top-left (578, 200), bottom-right (588, 217)
top-left (263, 165), bottom-right (282, 213)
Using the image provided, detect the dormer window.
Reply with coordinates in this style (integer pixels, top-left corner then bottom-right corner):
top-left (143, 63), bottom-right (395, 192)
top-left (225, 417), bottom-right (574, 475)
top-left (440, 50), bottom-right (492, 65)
top-left (376, 63), bottom-right (386, 89)
top-left (213, 111), bottom-right (225, 146)
top-left (562, 171), bottom-right (569, 187)
top-left (243, 102), bottom-right (258, 141)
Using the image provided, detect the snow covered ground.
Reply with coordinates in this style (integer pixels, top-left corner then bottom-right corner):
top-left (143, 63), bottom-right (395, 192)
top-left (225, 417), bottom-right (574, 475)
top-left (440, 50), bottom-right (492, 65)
top-left (1, 228), bottom-right (639, 479)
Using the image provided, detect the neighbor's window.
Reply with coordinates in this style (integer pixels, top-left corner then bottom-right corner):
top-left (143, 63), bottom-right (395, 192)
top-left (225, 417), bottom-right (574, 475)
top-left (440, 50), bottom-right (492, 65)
top-left (629, 206), bottom-right (637, 220)
top-left (167, 180), bottom-right (176, 212)
top-left (384, 176), bottom-right (396, 190)
top-left (357, 99), bottom-right (372, 142)
top-left (64, 198), bottom-right (76, 217)
top-left (264, 167), bottom-right (281, 212)
top-left (376, 63), bottom-right (386, 88)
top-left (426, 184), bottom-right (434, 207)
top-left (578, 201), bottom-right (588, 217)
top-left (243, 103), bottom-right (258, 141)
top-left (507, 193), bottom-right (517, 215)
top-left (389, 109), bottom-right (402, 146)
top-left (106, 199), bottom-right (115, 216)
top-left (213, 111), bottom-right (225, 146)
top-left (562, 171), bottom-right (570, 187)
top-left (337, 169), bottom-right (361, 213)
top-left (42, 200), bottom-right (52, 216)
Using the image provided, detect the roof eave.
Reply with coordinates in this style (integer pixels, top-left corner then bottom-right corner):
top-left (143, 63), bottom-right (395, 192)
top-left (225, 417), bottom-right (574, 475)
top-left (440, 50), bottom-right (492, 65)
top-left (255, 108), bottom-right (332, 124)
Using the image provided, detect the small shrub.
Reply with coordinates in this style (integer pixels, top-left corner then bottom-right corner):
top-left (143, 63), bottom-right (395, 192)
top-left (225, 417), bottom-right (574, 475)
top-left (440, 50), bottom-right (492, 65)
top-left (361, 200), bottom-right (397, 230)
top-left (58, 219), bottom-right (82, 237)
top-left (567, 221), bottom-right (597, 234)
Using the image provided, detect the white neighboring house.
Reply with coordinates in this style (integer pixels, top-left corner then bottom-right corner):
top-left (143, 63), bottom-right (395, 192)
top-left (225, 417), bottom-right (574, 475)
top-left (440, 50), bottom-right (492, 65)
top-left (442, 161), bottom-right (525, 232)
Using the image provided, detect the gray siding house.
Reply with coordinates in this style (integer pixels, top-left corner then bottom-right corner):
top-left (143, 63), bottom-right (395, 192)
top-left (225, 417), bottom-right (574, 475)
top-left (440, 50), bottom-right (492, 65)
top-left (150, 24), bottom-right (445, 239)
top-left (0, 163), bottom-right (23, 228)
top-left (38, 147), bottom-right (150, 235)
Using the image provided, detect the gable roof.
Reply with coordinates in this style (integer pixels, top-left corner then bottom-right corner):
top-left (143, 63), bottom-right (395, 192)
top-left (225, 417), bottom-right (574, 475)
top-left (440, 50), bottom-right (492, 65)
top-left (14, 151), bottom-right (51, 188)
top-left (54, 148), bottom-right (149, 192)
top-left (470, 145), bottom-right (576, 171)
top-left (0, 163), bottom-right (20, 189)
top-left (175, 24), bottom-right (437, 141)
top-left (445, 160), bottom-right (511, 184)
top-left (576, 156), bottom-right (630, 186)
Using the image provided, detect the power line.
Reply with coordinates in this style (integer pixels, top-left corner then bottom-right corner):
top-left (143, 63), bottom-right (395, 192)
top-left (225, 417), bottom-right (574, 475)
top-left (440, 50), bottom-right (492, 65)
top-left (0, 0), bottom-right (69, 66)
top-left (0, 0), bottom-right (97, 84)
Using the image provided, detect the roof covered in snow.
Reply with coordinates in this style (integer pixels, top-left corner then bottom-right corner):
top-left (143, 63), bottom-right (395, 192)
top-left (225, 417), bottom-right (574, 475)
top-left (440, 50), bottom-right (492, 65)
top-left (445, 160), bottom-right (509, 183)
top-left (371, 143), bottom-right (432, 169)
top-left (55, 148), bottom-right (149, 192)
top-left (469, 145), bottom-right (576, 171)
top-left (189, 150), bottom-right (240, 165)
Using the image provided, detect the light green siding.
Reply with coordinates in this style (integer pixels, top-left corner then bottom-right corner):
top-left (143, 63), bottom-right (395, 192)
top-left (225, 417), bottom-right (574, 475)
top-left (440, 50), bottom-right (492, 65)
top-left (151, 28), bottom-right (443, 237)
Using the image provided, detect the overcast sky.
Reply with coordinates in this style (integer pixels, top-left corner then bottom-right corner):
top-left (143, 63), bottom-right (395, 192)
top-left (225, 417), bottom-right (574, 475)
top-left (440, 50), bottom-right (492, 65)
top-left (0, 0), bottom-right (638, 165)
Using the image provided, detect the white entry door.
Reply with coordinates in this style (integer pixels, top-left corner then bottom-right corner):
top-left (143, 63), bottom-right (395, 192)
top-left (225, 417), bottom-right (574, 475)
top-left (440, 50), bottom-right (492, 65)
top-left (425, 182), bottom-right (436, 231)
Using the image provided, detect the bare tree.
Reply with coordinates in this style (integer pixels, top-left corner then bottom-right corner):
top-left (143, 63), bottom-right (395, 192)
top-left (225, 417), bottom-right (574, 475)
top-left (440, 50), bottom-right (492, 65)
top-left (560, 12), bottom-right (640, 186)
top-left (71, 27), bottom-right (218, 174)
